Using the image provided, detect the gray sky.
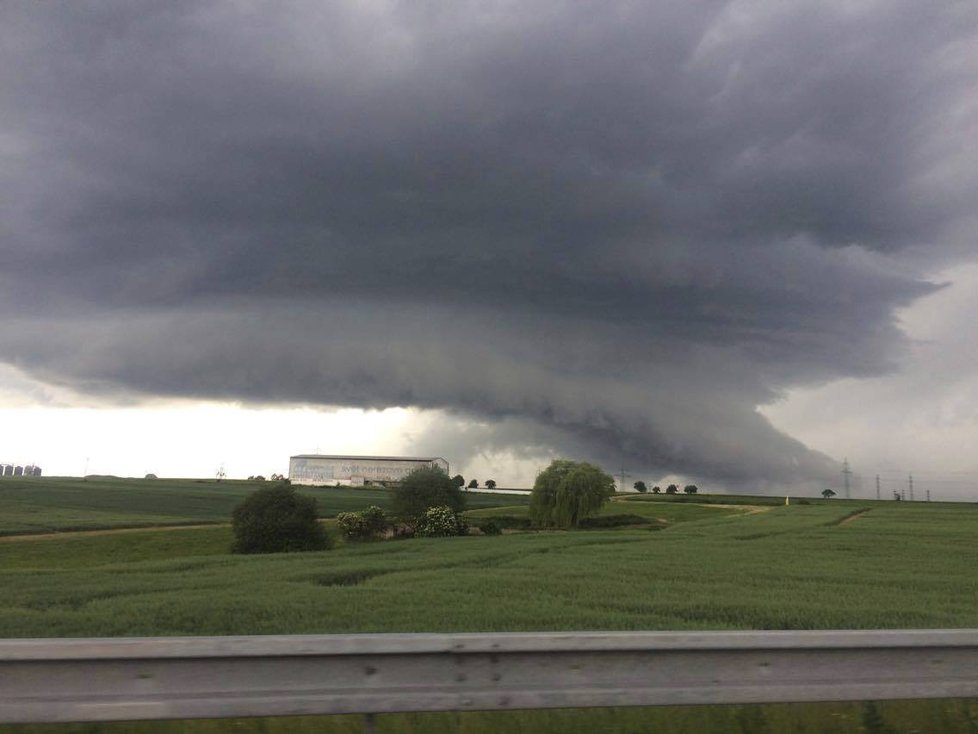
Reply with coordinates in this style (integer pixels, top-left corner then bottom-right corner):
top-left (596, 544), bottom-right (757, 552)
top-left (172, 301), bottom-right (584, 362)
top-left (2, 1), bottom-right (977, 493)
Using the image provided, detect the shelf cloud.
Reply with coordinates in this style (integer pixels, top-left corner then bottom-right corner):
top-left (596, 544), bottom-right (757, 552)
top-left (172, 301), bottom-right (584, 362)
top-left (2, 1), bottom-right (975, 487)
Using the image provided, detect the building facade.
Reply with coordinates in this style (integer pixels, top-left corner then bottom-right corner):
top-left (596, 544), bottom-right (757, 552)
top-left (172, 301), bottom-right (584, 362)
top-left (288, 454), bottom-right (450, 486)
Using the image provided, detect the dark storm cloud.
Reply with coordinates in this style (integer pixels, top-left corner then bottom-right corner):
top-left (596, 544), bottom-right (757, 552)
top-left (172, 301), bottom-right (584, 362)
top-left (1, 1), bottom-right (975, 487)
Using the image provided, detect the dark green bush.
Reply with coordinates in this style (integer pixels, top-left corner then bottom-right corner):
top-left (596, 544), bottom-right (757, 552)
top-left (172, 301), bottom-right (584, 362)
top-left (479, 520), bottom-right (503, 535)
top-left (578, 514), bottom-right (651, 529)
top-left (477, 515), bottom-right (532, 530)
top-left (231, 484), bottom-right (330, 554)
top-left (391, 467), bottom-right (465, 524)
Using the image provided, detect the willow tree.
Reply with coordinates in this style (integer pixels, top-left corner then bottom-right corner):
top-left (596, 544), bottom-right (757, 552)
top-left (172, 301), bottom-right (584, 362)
top-left (529, 459), bottom-right (616, 528)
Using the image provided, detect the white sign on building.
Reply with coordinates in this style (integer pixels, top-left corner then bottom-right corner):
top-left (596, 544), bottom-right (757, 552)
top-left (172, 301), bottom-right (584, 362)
top-left (288, 454), bottom-right (449, 486)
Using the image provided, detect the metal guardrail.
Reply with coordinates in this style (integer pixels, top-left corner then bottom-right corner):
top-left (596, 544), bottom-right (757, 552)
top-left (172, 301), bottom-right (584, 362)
top-left (2, 630), bottom-right (978, 724)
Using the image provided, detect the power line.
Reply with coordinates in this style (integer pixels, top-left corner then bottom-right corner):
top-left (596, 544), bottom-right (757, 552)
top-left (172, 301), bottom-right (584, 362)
top-left (874, 470), bottom-right (978, 481)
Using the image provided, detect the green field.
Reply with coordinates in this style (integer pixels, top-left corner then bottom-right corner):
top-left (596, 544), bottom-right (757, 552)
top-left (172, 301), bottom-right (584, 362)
top-left (0, 477), bottom-right (527, 536)
top-left (5, 501), bottom-right (978, 636)
top-left (3, 493), bottom-right (978, 732)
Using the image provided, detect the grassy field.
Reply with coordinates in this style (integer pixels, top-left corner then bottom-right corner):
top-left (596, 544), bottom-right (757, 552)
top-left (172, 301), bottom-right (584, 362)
top-left (0, 477), bottom-right (526, 536)
top-left (5, 501), bottom-right (977, 636)
top-left (618, 491), bottom-right (795, 506)
top-left (3, 496), bottom-right (978, 732)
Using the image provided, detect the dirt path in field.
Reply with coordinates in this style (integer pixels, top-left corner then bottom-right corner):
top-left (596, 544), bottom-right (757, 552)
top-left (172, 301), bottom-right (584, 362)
top-left (700, 504), bottom-right (774, 515)
top-left (0, 516), bottom-right (344, 543)
top-left (612, 497), bottom-right (775, 515)
top-left (0, 523), bottom-right (227, 543)
top-left (837, 508), bottom-right (871, 525)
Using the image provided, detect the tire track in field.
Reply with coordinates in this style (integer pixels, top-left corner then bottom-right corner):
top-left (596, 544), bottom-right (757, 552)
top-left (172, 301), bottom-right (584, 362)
top-left (0, 516), bottom-right (351, 543)
top-left (0, 523), bottom-right (227, 543)
top-left (831, 508), bottom-right (872, 526)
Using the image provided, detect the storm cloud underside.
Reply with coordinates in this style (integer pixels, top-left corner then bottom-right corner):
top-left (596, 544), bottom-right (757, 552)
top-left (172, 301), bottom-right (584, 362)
top-left (2, 1), bottom-right (976, 487)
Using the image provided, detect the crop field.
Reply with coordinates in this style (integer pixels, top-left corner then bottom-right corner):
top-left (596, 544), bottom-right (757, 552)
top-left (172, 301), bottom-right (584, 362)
top-left (3, 496), bottom-right (978, 732)
top-left (0, 477), bottom-right (526, 536)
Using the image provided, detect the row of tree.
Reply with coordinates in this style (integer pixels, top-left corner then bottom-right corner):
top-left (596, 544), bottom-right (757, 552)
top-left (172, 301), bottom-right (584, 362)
top-left (632, 481), bottom-right (699, 495)
top-left (451, 475), bottom-right (497, 490)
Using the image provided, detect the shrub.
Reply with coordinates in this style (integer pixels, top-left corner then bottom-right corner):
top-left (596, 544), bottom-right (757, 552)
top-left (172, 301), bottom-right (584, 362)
top-left (415, 506), bottom-right (468, 537)
top-left (390, 523), bottom-right (416, 539)
top-left (529, 459), bottom-right (616, 528)
top-left (231, 484), bottom-right (330, 554)
top-left (336, 505), bottom-right (390, 540)
top-left (467, 479), bottom-right (478, 489)
top-left (479, 520), bottom-right (503, 535)
top-left (477, 515), bottom-right (531, 530)
top-left (335, 511), bottom-right (359, 537)
top-left (578, 514), bottom-right (650, 529)
top-left (485, 479), bottom-right (497, 489)
top-left (392, 466), bottom-right (465, 523)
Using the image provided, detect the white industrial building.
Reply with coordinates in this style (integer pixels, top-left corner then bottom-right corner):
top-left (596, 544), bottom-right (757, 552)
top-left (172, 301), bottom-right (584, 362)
top-left (289, 455), bottom-right (449, 487)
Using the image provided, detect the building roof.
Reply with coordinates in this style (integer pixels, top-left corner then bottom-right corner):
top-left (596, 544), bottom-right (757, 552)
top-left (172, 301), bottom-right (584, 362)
top-left (290, 454), bottom-right (448, 463)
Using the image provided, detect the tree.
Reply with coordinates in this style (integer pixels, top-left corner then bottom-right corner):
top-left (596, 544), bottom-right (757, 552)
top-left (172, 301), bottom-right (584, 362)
top-left (665, 484), bottom-right (679, 495)
top-left (485, 479), bottom-right (497, 489)
top-left (633, 481), bottom-right (648, 493)
top-left (683, 484), bottom-right (698, 494)
top-left (468, 478), bottom-right (479, 489)
top-left (822, 489), bottom-right (836, 499)
top-left (529, 459), bottom-right (616, 528)
top-left (392, 466), bottom-right (465, 524)
top-left (451, 474), bottom-right (465, 488)
top-left (231, 484), bottom-right (330, 554)
top-left (652, 486), bottom-right (661, 494)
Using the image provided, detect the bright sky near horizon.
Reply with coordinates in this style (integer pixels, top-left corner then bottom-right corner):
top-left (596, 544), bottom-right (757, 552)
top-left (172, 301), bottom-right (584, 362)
top-left (0, 371), bottom-right (551, 487)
